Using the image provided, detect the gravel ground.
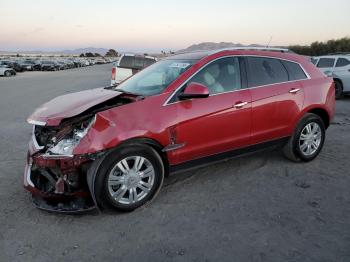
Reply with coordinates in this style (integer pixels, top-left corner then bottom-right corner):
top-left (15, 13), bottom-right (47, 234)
top-left (0, 64), bottom-right (349, 262)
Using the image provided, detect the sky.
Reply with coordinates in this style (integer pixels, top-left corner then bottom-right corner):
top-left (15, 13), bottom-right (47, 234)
top-left (0, 0), bottom-right (349, 52)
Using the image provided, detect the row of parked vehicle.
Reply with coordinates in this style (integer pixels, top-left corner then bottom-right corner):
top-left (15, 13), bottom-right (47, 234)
top-left (311, 53), bottom-right (350, 99)
top-left (0, 57), bottom-right (114, 77)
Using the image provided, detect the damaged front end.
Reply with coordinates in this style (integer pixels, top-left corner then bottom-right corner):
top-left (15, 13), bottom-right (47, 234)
top-left (24, 89), bottom-right (138, 213)
top-left (25, 116), bottom-right (102, 213)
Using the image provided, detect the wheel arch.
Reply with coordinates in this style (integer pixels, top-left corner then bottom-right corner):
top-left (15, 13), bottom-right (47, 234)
top-left (333, 77), bottom-right (343, 86)
top-left (307, 107), bottom-right (330, 129)
top-left (115, 137), bottom-right (170, 177)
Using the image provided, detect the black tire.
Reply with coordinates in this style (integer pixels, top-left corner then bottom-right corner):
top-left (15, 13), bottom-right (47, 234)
top-left (334, 79), bottom-right (343, 100)
top-left (4, 71), bottom-right (11, 77)
top-left (95, 144), bottom-right (164, 212)
top-left (283, 113), bottom-right (325, 162)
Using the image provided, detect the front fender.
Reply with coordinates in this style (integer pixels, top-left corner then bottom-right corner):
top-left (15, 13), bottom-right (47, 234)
top-left (73, 111), bottom-right (169, 155)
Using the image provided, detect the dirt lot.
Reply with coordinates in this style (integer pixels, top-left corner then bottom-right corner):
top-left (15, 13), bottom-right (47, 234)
top-left (0, 64), bottom-right (349, 262)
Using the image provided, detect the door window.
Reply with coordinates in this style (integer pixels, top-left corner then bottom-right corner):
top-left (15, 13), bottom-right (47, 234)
top-left (246, 57), bottom-right (289, 87)
top-left (188, 57), bottom-right (241, 95)
top-left (335, 58), bottom-right (350, 67)
top-left (317, 58), bottom-right (335, 68)
top-left (281, 60), bottom-right (308, 80)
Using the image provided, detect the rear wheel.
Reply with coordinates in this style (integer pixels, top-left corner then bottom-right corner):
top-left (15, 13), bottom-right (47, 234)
top-left (95, 144), bottom-right (164, 212)
top-left (334, 79), bottom-right (343, 100)
top-left (283, 113), bottom-right (325, 162)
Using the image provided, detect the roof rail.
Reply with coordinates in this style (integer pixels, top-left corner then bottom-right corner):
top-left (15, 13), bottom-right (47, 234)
top-left (211, 46), bottom-right (291, 54)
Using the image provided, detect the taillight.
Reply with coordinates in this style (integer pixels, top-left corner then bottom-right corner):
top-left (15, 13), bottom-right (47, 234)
top-left (111, 68), bottom-right (116, 80)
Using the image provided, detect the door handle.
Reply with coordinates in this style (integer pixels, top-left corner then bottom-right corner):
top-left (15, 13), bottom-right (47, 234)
top-left (234, 101), bottom-right (248, 109)
top-left (289, 88), bottom-right (300, 94)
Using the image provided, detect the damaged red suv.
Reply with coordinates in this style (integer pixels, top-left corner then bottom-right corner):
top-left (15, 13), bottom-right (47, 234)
top-left (24, 48), bottom-right (335, 213)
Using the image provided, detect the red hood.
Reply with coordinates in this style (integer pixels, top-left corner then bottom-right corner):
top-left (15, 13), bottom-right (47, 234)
top-left (28, 88), bottom-right (122, 126)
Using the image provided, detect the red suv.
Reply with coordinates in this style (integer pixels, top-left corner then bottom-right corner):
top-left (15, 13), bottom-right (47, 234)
top-left (25, 48), bottom-right (335, 213)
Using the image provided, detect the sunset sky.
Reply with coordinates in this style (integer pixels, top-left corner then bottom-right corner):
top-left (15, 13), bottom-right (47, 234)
top-left (1, 0), bottom-right (349, 52)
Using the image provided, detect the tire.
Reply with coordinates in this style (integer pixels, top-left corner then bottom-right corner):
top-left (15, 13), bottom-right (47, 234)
top-left (95, 144), bottom-right (164, 212)
top-left (283, 113), bottom-right (325, 162)
top-left (4, 71), bottom-right (11, 77)
top-left (334, 79), bottom-right (343, 100)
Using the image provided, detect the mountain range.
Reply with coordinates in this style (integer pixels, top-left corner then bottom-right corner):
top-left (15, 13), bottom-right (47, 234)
top-left (177, 42), bottom-right (266, 53)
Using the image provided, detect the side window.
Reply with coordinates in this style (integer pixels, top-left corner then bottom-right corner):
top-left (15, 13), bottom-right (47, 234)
top-left (281, 60), bottom-right (308, 80)
top-left (335, 58), bottom-right (350, 67)
top-left (247, 57), bottom-right (288, 87)
top-left (186, 57), bottom-right (241, 95)
top-left (317, 58), bottom-right (335, 68)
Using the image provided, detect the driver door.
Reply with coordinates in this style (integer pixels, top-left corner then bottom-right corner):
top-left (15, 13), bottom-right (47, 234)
top-left (168, 57), bottom-right (252, 164)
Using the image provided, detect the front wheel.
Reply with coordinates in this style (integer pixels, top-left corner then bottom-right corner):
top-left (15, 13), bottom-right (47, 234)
top-left (283, 113), bottom-right (325, 162)
top-left (4, 70), bottom-right (11, 77)
top-left (95, 144), bottom-right (164, 212)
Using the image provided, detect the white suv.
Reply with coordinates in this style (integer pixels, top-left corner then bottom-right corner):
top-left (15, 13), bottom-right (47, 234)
top-left (312, 55), bottom-right (350, 99)
top-left (111, 54), bottom-right (157, 86)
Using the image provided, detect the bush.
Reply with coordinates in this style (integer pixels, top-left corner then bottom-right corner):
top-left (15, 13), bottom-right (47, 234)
top-left (289, 37), bottom-right (350, 56)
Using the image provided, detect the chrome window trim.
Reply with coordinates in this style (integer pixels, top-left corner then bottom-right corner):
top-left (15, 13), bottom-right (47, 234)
top-left (162, 55), bottom-right (310, 106)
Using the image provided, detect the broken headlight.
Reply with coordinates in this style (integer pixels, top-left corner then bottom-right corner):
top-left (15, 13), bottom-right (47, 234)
top-left (48, 116), bottom-right (96, 155)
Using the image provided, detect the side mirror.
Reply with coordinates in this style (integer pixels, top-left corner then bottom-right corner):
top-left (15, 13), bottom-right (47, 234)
top-left (178, 82), bottom-right (210, 100)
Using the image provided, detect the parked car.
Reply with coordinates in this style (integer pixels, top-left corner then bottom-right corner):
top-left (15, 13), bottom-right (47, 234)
top-left (23, 60), bottom-right (42, 71)
top-left (312, 55), bottom-right (350, 99)
top-left (0, 60), bottom-right (24, 72)
top-left (41, 61), bottom-right (60, 71)
top-left (111, 54), bottom-right (157, 85)
top-left (0, 65), bottom-right (16, 77)
top-left (25, 47), bottom-right (335, 213)
top-left (17, 61), bottom-right (35, 71)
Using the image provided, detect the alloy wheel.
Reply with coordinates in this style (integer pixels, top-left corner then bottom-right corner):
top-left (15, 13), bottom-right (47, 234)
top-left (107, 156), bottom-right (155, 205)
top-left (299, 122), bottom-right (322, 156)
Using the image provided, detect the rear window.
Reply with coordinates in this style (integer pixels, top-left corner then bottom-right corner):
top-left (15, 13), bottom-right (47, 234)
top-left (118, 56), bottom-right (156, 70)
top-left (335, 58), bottom-right (350, 67)
top-left (118, 56), bottom-right (135, 68)
top-left (247, 57), bottom-right (289, 87)
top-left (317, 58), bottom-right (335, 68)
top-left (281, 61), bottom-right (308, 80)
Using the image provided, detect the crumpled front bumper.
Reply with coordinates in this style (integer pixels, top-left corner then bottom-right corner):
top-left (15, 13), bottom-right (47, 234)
top-left (24, 139), bottom-right (100, 214)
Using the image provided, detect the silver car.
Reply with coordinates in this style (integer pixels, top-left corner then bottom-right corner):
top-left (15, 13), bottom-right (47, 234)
top-left (312, 55), bottom-right (350, 99)
top-left (0, 65), bottom-right (16, 77)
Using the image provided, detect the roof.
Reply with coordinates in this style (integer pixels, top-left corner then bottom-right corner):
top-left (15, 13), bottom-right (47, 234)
top-left (167, 47), bottom-right (292, 60)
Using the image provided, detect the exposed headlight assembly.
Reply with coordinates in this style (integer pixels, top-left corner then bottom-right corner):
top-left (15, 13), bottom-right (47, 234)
top-left (48, 115), bottom-right (96, 156)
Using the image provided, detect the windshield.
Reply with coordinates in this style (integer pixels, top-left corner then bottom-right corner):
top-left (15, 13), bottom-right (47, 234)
top-left (114, 59), bottom-right (196, 96)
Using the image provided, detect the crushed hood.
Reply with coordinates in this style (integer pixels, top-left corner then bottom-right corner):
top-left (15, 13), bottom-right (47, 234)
top-left (28, 87), bottom-right (124, 126)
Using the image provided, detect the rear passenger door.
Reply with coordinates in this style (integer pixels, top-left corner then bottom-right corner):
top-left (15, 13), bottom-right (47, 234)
top-left (245, 57), bottom-right (305, 144)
